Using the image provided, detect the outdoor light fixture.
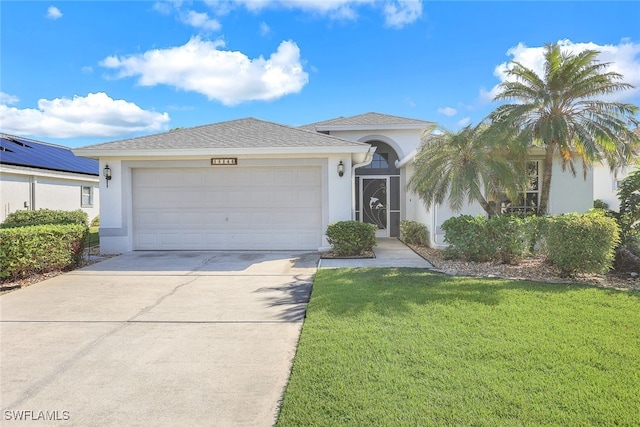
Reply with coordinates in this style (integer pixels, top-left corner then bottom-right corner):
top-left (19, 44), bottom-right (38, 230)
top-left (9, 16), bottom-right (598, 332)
top-left (103, 164), bottom-right (112, 188)
top-left (338, 160), bottom-right (345, 177)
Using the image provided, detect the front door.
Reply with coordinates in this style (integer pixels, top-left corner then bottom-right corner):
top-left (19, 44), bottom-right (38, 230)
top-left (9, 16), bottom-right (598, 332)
top-left (360, 177), bottom-right (389, 237)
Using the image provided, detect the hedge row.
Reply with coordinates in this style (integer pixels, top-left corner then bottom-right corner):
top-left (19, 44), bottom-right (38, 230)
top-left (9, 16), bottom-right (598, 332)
top-left (442, 215), bottom-right (530, 264)
top-left (441, 211), bottom-right (619, 276)
top-left (1, 209), bottom-right (88, 228)
top-left (0, 224), bottom-right (88, 281)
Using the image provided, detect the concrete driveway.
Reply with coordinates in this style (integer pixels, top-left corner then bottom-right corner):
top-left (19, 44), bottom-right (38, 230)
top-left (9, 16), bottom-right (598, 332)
top-left (0, 251), bottom-right (319, 426)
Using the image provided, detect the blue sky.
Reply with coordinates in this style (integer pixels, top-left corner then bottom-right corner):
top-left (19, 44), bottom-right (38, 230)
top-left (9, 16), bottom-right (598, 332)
top-left (1, 1), bottom-right (639, 148)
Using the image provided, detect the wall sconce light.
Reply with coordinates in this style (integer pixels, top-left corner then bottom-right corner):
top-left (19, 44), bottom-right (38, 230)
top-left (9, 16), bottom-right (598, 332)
top-left (337, 160), bottom-right (345, 177)
top-left (103, 164), bottom-right (112, 188)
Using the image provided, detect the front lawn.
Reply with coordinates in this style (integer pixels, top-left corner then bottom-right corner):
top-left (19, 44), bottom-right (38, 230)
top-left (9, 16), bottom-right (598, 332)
top-left (86, 226), bottom-right (99, 247)
top-left (277, 269), bottom-right (640, 426)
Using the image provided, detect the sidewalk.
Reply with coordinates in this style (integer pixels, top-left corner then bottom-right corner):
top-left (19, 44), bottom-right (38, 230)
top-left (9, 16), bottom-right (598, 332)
top-left (318, 238), bottom-right (434, 269)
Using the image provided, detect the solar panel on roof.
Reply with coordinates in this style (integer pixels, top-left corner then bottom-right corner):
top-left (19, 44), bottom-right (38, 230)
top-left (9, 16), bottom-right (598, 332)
top-left (0, 135), bottom-right (98, 176)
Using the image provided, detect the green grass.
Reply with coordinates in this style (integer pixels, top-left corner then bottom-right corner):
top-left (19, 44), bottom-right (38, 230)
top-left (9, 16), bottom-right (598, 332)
top-left (86, 226), bottom-right (99, 247)
top-left (277, 269), bottom-right (640, 426)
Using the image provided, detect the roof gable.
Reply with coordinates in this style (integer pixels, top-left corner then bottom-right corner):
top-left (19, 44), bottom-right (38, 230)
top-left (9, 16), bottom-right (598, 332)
top-left (76, 118), bottom-right (369, 152)
top-left (0, 134), bottom-right (98, 175)
top-left (304, 112), bottom-right (435, 132)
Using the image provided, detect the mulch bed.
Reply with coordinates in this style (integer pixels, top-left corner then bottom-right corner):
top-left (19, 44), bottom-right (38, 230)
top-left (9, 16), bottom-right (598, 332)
top-left (320, 250), bottom-right (375, 259)
top-left (407, 243), bottom-right (640, 292)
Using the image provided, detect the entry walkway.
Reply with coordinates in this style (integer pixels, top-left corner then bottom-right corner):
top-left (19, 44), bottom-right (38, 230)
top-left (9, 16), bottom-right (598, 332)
top-left (318, 238), bottom-right (434, 269)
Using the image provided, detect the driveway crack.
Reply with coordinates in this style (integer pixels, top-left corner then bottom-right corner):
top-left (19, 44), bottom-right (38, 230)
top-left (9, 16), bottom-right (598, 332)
top-left (3, 275), bottom-right (200, 410)
top-left (127, 276), bottom-right (199, 321)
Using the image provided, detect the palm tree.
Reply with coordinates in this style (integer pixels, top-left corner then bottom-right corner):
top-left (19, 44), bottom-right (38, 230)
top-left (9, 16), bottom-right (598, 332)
top-left (408, 124), bottom-right (527, 217)
top-left (490, 43), bottom-right (640, 215)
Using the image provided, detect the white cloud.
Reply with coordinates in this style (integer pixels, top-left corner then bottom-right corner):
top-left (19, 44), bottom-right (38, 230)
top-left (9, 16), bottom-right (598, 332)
top-left (154, 1), bottom-right (222, 31)
top-left (0, 92), bottom-right (19, 105)
top-left (383, 0), bottom-right (422, 28)
top-left (239, 0), bottom-right (363, 19)
top-left (46, 6), bottom-right (63, 20)
top-left (260, 21), bottom-right (271, 36)
top-left (159, 0), bottom-right (422, 28)
top-left (152, 1), bottom-right (175, 15)
top-left (180, 10), bottom-right (221, 31)
top-left (100, 37), bottom-right (309, 105)
top-left (484, 39), bottom-right (640, 103)
top-left (437, 106), bottom-right (457, 116)
top-left (0, 92), bottom-right (170, 138)
top-left (456, 117), bottom-right (471, 127)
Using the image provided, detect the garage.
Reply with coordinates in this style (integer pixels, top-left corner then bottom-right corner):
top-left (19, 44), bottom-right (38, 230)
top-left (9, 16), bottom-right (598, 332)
top-left (132, 166), bottom-right (322, 250)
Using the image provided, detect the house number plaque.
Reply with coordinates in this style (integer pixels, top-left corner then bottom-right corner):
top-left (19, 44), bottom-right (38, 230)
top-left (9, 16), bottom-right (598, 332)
top-left (211, 158), bottom-right (238, 166)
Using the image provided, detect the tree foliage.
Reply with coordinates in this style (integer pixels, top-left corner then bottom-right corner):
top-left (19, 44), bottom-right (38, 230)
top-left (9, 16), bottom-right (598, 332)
top-left (616, 167), bottom-right (640, 246)
top-left (408, 124), bottom-right (526, 217)
top-left (490, 42), bottom-right (639, 215)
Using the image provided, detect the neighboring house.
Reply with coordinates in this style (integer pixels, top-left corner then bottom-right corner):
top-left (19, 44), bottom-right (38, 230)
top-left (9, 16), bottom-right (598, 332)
top-left (73, 113), bottom-right (594, 253)
top-left (0, 134), bottom-right (100, 223)
top-left (592, 129), bottom-right (640, 212)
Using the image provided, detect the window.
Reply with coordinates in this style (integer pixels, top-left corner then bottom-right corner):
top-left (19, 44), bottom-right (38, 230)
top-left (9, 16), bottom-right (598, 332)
top-left (81, 186), bottom-right (93, 207)
top-left (363, 152), bottom-right (389, 169)
top-left (502, 161), bottom-right (540, 216)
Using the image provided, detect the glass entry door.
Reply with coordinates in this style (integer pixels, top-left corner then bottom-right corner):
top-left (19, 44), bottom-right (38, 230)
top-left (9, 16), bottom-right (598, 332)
top-left (360, 177), bottom-right (389, 237)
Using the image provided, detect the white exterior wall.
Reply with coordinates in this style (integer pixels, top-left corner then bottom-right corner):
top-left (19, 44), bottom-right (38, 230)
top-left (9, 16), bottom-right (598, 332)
top-left (329, 129), bottom-right (423, 161)
top-left (593, 164), bottom-right (632, 212)
top-left (547, 157), bottom-right (594, 215)
top-left (97, 155), bottom-right (354, 254)
top-left (0, 165), bottom-right (99, 223)
top-left (0, 172), bottom-right (31, 220)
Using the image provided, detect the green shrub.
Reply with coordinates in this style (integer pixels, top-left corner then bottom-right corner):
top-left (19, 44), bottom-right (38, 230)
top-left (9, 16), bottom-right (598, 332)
top-left (326, 221), bottom-right (377, 256)
top-left (544, 211), bottom-right (620, 277)
top-left (90, 215), bottom-right (100, 227)
top-left (523, 215), bottom-right (548, 254)
top-left (442, 215), bottom-right (531, 264)
top-left (441, 215), bottom-right (496, 262)
top-left (0, 224), bottom-right (88, 281)
top-left (400, 220), bottom-right (429, 246)
top-left (1, 209), bottom-right (88, 228)
top-left (486, 215), bottom-right (528, 264)
top-left (593, 199), bottom-right (610, 210)
top-left (616, 168), bottom-right (640, 248)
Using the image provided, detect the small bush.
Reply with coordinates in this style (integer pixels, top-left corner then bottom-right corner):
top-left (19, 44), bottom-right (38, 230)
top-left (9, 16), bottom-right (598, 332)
top-left (442, 215), bottom-right (531, 264)
top-left (90, 215), bottom-right (100, 227)
top-left (0, 224), bottom-right (88, 281)
top-left (326, 221), bottom-right (377, 256)
top-left (544, 211), bottom-right (620, 276)
top-left (1, 209), bottom-right (88, 228)
top-left (400, 220), bottom-right (429, 246)
top-left (523, 215), bottom-right (548, 254)
top-left (486, 215), bottom-right (528, 264)
top-left (593, 199), bottom-right (610, 210)
top-left (441, 215), bottom-right (495, 262)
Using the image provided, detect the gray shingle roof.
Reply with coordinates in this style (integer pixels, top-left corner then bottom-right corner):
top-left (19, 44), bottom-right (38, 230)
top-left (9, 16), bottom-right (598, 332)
top-left (297, 116), bottom-right (346, 132)
top-left (305, 112), bottom-right (435, 130)
top-left (77, 117), bottom-right (369, 151)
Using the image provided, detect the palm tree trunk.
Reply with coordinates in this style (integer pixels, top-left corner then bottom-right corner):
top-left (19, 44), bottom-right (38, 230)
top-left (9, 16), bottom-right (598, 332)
top-left (477, 195), bottom-right (496, 218)
top-left (537, 143), bottom-right (555, 215)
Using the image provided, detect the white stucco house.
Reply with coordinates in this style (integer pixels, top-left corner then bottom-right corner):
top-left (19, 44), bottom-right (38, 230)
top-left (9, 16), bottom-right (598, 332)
top-left (73, 113), bottom-right (595, 254)
top-left (1, 134), bottom-right (100, 223)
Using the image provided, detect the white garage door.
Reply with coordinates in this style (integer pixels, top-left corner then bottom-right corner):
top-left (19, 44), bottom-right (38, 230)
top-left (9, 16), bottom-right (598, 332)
top-left (132, 167), bottom-right (322, 250)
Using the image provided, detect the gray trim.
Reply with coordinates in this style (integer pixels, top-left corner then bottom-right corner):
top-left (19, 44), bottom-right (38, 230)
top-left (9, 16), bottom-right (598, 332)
top-left (99, 227), bottom-right (128, 237)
